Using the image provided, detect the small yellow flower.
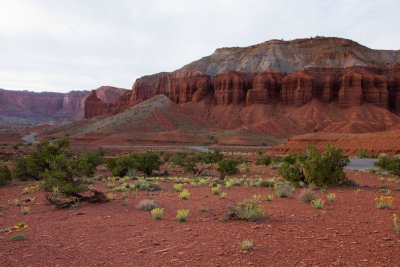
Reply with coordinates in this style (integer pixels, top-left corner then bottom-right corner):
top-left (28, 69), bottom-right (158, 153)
top-left (23, 225), bottom-right (29, 229)
top-left (14, 225), bottom-right (20, 229)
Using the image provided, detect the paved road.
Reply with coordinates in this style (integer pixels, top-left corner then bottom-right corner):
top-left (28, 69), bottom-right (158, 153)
top-left (345, 158), bottom-right (378, 170)
top-left (22, 132), bottom-right (37, 145)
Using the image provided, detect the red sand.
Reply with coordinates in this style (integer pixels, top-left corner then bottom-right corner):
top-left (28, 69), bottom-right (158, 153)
top-left (0, 168), bottom-right (399, 266)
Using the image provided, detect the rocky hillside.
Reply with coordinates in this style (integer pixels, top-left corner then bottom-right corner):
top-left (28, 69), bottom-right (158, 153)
top-left (0, 86), bottom-right (127, 121)
top-left (84, 37), bottom-right (400, 119)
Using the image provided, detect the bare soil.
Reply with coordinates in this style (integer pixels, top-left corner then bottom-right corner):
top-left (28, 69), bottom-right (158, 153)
top-left (0, 168), bottom-right (399, 266)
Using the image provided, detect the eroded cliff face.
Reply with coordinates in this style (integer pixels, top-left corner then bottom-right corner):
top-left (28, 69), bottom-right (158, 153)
top-left (83, 37), bottom-right (400, 119)
top-left (131, 72), bottom-right (211, 104)
top-left (0, 86), bottom-right (127, 121)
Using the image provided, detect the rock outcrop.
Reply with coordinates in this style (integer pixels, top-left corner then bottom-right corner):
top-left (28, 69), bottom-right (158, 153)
top-left (214, 72), bottom-right (249, 105)
top-left (0, 86), bottom-right (127, 121)
top-left (82, 37), bottom-right (400, 119)
top-left (281, 71), bottom-right (314, 105)
top-left (246, 72), bottom-right (283, 105)
top-left (131, 72), bottom-right (211, 104)
top-left (338, 70), bottom-right (389, 108)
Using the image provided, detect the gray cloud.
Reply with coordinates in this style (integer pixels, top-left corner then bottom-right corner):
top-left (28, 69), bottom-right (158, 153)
top-left (0, 0), bottom-right (399, 92)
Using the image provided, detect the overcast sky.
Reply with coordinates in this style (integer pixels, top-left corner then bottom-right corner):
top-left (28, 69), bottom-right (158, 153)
top-left (0, 0), bottom-right (399, 93)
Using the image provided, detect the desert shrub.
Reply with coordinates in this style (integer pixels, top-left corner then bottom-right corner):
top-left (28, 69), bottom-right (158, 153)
top-left (21, 206), bottom-right (30, 215)
top-left (106, 156), bottom-right (133, 177)
top-left (217, 159), bottom-right (240, 179)
top-left (179, 189), bottom-right (190, 200)
top-left (151, 208), bottom-right (164, 220)
top-left (226, 199), bottom-right (264, 221)
top-left (299, 188), bottom-right (316, 203)
top-left (11, 234), bottom-right (25, 241)
top-left (220, 192), bottom-right (227, 199)
top-left (13, 137), bottom-right (70, 181)
top-left (211, 185), bottom-right (221, 195)
top-left (241, 239), bottom-right (254, 251)
top-left (12, 157), bottom-right (30, 181)
top-left (326, 193), bottom-right (336, 202)
top-left (172, 183), bottom-right (183, 192)
top-left (10, 137), bottom-right (103, 198)
top-left (137, 199), bottom-right (158, 211)
top-left (274, 181), bottom-right (295, 198)
top-left (393, 214), bottom-right (400, 234)
top-left (173, 150), bottom-right (223, 176)
top-left (356, 148), bottom-right (378, 159)
top-left (131, 152), bottom-right (161, 176)
top-left (0, 162), bottom-right (12, 186)
top-left (255, 156), bottom-right (272, 166)
top-left (135, 179), bottom-right (161, 191)
top-left (107, 152), bottom-right (161, 177)
top-left (106, 193), bottom-right (115, 200)
top-left (341, 179), bottom-right (358, 187)
top-left (375, 155), bottom-right (400, 176)
top-left (258, 179), bottom-right (275, 188)
top-left (266, 194), bottom-right (274, 201)
top-left (375, 195), bottom-right (393, 209)
top-left (41, 154), bottom-right (94, 196)
top-left (278, 145), bottom-right (349, 187)
top-left (311, 198), bottom-right (324, 209)
top-left (176, 209), bottom-right (189, 222)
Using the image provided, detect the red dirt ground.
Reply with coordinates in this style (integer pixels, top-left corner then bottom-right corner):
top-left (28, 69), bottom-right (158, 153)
top-left (270, 130), bottom-right (400, 156)
top-left (0, 169), bottom-right (399, 266)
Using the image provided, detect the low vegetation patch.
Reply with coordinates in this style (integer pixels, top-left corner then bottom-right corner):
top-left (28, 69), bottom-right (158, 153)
top-left (137, 199), bottom-right (158, 211)
top-left (11, 233), bottom-right (25, 241)
top-left (211, 185), bottom-right (221, 195)
top-left (255, 156), bottom-right (272, 166)
top-left (311, 198), bottom-right (324, 209)
top-left (274, 181), bottom-right (295, 198)
top-left (278, 145), bottom-right (349, 187)
top-left (179, 189), bottom-right (190, 200)
top-left (241, 239), bottom-right (254, 251)
top-left (393, 214), bottom-right (400, 234)
top-left (0, 162), bottom-right (12, 186)
top-left (375, 195), bottom-right (394, 209)
top-left (375, 155), bottom-right (400, 176)
top-left (21, 206), bottom-right (30, 215)
top-left (151, 208), bottom-right (164, 220)
top-left (225, 199), bottom-right (264, 221)
top-left (176, 209), bottom-right (189, 222)
top-left (326, 193), bottom-right (336, 203)
top-left (299, 188), bottom-right (316, 203)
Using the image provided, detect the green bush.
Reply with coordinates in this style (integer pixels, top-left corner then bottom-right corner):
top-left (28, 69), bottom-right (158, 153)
top-left (106, 152), bottom-right (161, 177)
top-left (375, 155), bottom-right (400, 176)
top-left (255, 156), bottom-right (272, 166)
top-left (356, 148), bottom-right (377, 159)
top-left (135, 179), bottom-right (161, 191)
top-left (278, 145), bottom-right (349, 187)
top-left (132, 152), bottom-right (161, 176)
top-left (0, 162), bottom-right (12, 186)
top-left (11, 137), bottom-right (103, 197)
top-left (226, 199), bottom-right (264, 221)
top-left (12, 157), bottom-right (30, 181)
top-left (217, 159), bottom-right (240, 179)
top-left (173, 150), bottom-right (223, 176)
top-left (274, 181), bottom-right (295, 198)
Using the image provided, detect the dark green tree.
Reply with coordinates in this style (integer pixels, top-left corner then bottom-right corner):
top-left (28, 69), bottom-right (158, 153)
top-left (0, 162), bottom-right (12, 186)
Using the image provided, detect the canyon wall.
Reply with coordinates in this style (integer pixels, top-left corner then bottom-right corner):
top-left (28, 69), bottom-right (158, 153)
top-left (0, 86), bottom-right (127, 120)
top-left (83, 37), bottom-right (400, 118)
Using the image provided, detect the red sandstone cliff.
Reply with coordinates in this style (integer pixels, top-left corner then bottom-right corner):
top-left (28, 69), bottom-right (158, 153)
top-left (83, 37), bottom-right (400, 119)
top-left (0, 86), bottom-right (127, 121)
